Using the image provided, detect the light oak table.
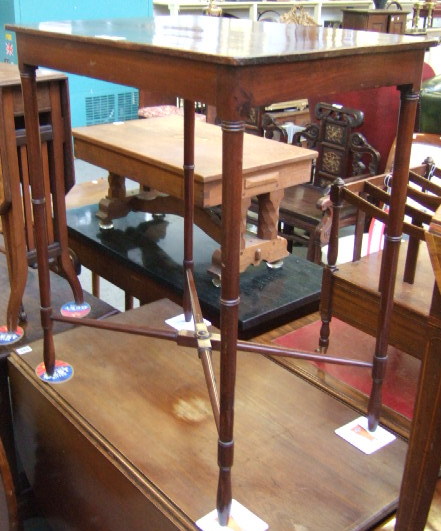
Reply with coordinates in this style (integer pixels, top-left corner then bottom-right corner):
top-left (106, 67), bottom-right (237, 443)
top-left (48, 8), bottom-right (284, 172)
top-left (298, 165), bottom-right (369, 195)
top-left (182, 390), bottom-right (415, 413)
top-left (72, 115), bottom-right (317, 276)
top-left (7, 15), bottom-right (436, 527)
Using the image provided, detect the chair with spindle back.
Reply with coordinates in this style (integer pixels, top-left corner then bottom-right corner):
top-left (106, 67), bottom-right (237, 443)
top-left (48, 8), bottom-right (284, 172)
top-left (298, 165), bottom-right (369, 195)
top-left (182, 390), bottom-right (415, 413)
top-left (319, 167), bottom-right (441, 427)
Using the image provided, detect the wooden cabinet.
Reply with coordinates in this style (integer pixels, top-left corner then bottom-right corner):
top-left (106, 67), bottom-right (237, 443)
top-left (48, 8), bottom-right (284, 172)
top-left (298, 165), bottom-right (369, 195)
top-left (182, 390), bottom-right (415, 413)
top-left (342, 9), bottom-right (410, 33)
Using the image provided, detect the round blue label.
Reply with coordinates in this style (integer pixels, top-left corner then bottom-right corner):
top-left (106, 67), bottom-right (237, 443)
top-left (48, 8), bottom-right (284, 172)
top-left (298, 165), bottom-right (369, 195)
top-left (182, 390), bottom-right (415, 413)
top-left (60, 301), bottom-right (91, 318)
top-left (36, 360), bottom-right (74, 384)
top-left (0, 326), bottom-right (24, 346)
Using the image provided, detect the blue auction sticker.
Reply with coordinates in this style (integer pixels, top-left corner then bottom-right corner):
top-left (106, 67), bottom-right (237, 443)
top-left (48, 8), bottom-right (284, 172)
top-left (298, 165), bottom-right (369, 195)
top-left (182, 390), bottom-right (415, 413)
top-left (35, 360), bottom-right (74, 384)
top-left (60, 301), bottom-right (91, 318)
top-left (0, 325), bottom-right (24, 346)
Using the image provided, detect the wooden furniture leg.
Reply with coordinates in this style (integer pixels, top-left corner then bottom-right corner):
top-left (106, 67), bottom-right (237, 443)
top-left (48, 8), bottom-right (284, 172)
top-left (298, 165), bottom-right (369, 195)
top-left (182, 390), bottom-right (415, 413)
top-left (19, 65), bottom-right (55, 375)
top-left (216, 118), bottom-right (244, 525)
top-left (257, 189), bottom-right (284, 241)
top-left (395, 309), bottom-right (441, 529)
top-left (183, 100), bottom-right (195, 321)
top-left (1, 212), bottom-right (27, 333)
top-left (96, 172), bottom-right (131, 228)
top-left (92, 271), bottom-right (100, 298)
top-left (48, 82), bottom-right (84, 305)
top-left (367, 86), bottom-right (420, 431)
top-left (0, 89), bottom-right (28, 335)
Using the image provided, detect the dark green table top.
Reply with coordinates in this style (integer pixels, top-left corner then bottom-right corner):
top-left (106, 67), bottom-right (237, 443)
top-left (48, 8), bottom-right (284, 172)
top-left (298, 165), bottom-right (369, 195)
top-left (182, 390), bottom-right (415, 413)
top-left (67, 204), bottom-right (323, 338)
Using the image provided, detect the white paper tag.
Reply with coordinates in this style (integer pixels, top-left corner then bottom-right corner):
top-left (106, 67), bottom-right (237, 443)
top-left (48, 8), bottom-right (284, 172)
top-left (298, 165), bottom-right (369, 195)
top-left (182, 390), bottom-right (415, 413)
top-left (165, 313), bottom-right (211, 332)
top-left (15, 345), bottom-right (32, 355)
top-left (196, 499), bottom-right (268, 531)
top-left (335, 416), bottom-right (396, 454)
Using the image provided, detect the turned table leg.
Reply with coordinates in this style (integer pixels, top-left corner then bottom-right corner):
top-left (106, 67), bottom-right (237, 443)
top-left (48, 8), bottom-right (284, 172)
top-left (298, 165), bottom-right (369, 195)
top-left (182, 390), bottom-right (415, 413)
top-left (19, 64), bottom-right (55, 374)
top-left (216, 118), bottom-right (244, 526)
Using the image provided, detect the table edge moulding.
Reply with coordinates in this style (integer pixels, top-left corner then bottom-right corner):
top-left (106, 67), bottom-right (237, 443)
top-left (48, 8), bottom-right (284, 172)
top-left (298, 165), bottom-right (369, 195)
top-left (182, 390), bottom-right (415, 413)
top-left (5, 15), bottom-right (437, 529)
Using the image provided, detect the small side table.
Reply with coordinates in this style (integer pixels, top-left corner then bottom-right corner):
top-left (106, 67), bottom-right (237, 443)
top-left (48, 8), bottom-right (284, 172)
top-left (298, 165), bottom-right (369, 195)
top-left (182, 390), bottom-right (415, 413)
top-left (0, 63), bottom-right (85, 341)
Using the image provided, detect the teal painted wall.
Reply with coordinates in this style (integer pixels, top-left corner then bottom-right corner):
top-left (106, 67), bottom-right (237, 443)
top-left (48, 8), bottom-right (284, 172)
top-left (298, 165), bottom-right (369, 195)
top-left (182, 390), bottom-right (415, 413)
top-left (2, 0), bottom-right (153, 126)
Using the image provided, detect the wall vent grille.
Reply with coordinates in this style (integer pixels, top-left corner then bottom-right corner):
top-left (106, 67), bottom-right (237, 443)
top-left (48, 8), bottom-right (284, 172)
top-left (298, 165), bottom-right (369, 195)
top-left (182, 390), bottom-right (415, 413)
top-left (118, 91), bottom-right (139, 121)
top-left (85, 90), bottom-right (139, 126)
top-left (85, 94), bottom-right (116, 126)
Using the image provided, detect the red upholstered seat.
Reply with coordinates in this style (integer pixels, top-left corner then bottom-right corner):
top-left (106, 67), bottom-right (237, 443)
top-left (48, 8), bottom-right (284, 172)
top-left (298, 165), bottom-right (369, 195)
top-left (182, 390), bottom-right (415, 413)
top-left (138, 104), bottom-right (184, 119)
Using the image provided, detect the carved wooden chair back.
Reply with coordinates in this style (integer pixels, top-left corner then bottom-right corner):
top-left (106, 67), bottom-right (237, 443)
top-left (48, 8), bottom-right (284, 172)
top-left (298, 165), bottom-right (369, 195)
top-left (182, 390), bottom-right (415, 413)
top-left (305, 103), bottom-right (377, 186)
top-left (261, 102), bottom-right (380, 262)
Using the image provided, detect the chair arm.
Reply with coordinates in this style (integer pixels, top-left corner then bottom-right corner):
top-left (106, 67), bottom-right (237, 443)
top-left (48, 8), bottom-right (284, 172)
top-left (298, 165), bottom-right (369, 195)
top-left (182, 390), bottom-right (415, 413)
top-left (307, 194), bottom-right (333, 263)
top-left (350, 132), bottom-right (381, 176)
top-left (261, 113), bottom-right (288, 143)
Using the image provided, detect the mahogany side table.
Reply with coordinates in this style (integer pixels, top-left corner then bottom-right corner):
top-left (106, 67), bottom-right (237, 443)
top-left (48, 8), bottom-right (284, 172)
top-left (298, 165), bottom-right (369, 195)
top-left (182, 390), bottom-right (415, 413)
top-left (0, 63), bottom-right (85, 340)
top-left (7, 16), bottom-right (436, 528)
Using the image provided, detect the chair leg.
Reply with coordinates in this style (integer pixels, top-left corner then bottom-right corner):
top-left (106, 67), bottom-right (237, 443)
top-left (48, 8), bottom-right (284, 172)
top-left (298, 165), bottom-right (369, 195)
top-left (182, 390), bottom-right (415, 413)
top-left (92, 271), bottom-right (100, 299)
top-left (318, 179), bottom-right (343, 354)
top-left (318, 266), bottom-right (333, 353)
top-left (125, 293), bottom-right (134, 311)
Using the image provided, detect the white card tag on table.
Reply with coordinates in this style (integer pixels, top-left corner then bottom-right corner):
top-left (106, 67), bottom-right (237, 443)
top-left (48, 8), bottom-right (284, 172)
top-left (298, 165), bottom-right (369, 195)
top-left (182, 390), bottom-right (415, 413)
top-left (335, 416), bottom-right (396, 454)
top-left (15, 345), bottom-right (32, 355)
top-left (196, 499), bottom-right (268, 531)
top-left (165, 313), bottom-right (211, 332)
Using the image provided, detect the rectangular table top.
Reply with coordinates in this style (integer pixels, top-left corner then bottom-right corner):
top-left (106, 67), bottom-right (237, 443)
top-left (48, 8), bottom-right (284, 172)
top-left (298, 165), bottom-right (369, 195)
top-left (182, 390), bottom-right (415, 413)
top-left (73, 116), bottom-right (316, 207)
top-left (7, 16), bottom-right (431, 65)
top-left (7, 17), bottom-right (435, 109)
top-left (8, 299), bottom-right (408, 530)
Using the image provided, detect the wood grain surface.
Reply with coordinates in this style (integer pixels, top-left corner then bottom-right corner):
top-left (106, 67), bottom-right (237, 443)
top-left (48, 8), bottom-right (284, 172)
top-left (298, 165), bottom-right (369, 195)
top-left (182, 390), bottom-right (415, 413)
top-left (9, 300), bottom-right (408, 530)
